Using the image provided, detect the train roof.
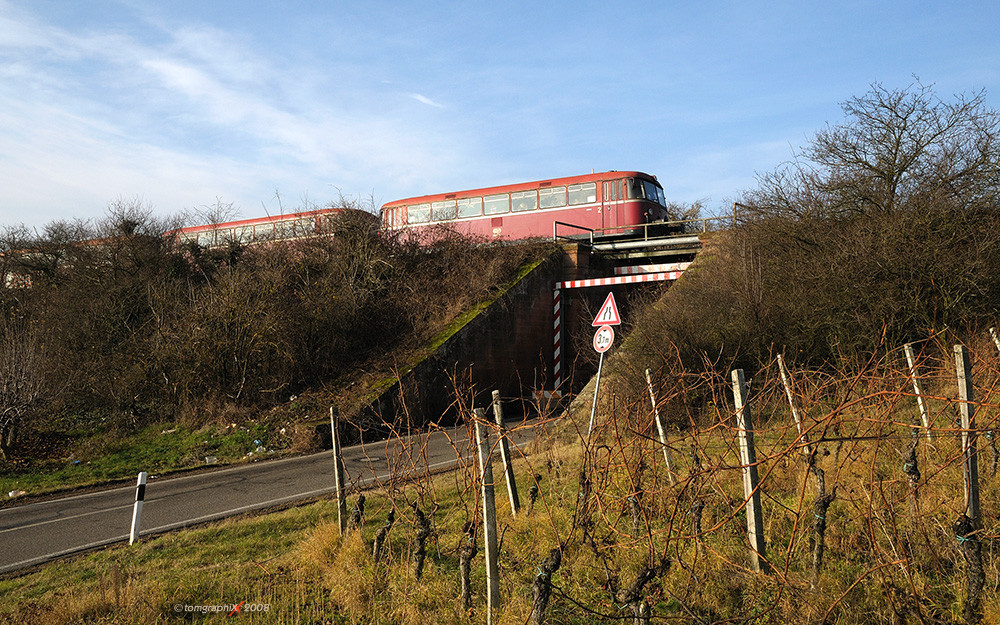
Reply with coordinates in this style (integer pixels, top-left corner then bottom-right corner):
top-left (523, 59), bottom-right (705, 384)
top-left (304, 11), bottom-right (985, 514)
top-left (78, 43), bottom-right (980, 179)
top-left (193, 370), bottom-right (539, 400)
top-left (176, 206), bottom-right (349, 235)
top-left (380, 170), bottom-right (659, 211)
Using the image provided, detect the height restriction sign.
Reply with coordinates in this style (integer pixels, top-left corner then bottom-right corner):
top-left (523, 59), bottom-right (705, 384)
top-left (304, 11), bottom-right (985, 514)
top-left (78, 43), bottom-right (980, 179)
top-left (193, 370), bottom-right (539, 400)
top-left (592, 292), bottom-right (621, 327)
top-left (593, 326), bottom-right (614, 353)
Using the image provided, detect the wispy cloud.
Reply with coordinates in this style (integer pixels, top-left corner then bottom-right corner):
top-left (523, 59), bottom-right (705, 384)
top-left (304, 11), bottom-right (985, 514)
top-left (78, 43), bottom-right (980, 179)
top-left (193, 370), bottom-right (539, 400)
top-left (0, 4), bottom-right (471, 226)
top-left (408, 93), bottom-right (444, 108)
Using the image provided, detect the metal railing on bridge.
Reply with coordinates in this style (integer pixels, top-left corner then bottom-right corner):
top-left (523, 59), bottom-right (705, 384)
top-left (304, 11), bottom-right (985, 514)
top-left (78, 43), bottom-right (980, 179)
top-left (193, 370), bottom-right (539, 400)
top-left (551, 215), bottom-right (729, 247)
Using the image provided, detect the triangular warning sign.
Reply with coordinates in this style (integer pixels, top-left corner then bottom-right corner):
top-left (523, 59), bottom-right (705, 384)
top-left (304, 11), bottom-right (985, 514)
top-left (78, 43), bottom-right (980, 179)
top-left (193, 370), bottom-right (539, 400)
top-left (592, 292), bottom-right (621, 327)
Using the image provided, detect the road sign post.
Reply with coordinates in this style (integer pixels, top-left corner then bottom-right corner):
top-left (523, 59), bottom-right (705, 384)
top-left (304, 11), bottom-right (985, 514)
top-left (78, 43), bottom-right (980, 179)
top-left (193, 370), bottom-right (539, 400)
top-left (587, 293), bottom-right (620, 438)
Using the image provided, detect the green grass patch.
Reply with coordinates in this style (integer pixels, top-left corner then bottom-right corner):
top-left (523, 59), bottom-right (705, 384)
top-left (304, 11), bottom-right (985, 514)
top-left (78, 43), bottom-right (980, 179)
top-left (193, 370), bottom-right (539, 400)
top-left (1, 421), bottom-right (276, 499)
top-left (1, 500), bottom-right (340, 624)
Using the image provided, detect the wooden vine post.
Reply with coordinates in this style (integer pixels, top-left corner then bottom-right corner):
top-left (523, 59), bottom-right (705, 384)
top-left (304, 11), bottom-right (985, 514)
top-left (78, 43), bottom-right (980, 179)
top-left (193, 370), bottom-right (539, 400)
top-left (492, 390), bottom-right (521, 517)
top-left (644, 369), bottom-right (676, 485)
top-left (776, 354), bottom-right (811, 459)
top-left (954, 345), bottom-right (980, 523)
top-left (732, 369), bottom-right (769, 574)
top-left (903, 343), bottom-right (934, 444)
top-left (330, 406), bottom-right (348, 535)
top-left (474, 409), bottom-right (501, 623)
top-left (955, 344), bottom-right (985, 623)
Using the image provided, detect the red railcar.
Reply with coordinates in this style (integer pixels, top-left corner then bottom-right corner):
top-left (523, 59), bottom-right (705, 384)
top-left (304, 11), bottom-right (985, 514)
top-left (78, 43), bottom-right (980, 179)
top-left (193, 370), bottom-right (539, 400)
top-left (174, 207), bottom-right (368, 248)
top-left (379, 171), bottom-right (670, 240)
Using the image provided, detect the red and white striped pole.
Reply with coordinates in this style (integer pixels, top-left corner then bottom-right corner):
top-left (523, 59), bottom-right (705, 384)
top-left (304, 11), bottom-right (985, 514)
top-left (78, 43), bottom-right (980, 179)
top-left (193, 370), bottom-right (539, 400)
top-left (553, 287), bottom-right (562, 392)
top-left (129, 471), bottom-right (147, 545)
top-left (549, 262), bottom-right (690, 395)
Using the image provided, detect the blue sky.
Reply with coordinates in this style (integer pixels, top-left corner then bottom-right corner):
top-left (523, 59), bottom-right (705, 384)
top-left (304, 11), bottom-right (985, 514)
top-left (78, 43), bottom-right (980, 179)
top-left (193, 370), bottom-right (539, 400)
top-left (1, 1), bottom-right (998, 230)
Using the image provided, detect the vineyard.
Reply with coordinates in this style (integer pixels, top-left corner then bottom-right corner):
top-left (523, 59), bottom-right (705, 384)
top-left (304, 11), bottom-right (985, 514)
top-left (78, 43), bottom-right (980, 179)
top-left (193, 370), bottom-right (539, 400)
top-left (5, 335), bottom-right (1000, 624)
top-left (310, 332), bottom-right (1000, 624)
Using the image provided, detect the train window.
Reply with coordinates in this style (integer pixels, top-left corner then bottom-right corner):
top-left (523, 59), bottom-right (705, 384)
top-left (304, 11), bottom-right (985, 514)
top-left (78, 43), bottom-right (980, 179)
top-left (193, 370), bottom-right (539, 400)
top-left (511, 190), bottom-right (537, 212)
top-left (197, 231), bottom-right (215, 247)
top-left (484, 194), bottom-right (509, 215)
top-left (568, 182), bottom-right (597, 205)
top-left (407, 203), bottom-right (431, 224)
top-left (627, 178), bottom-right (642, 200)
top-left (539, 186), bottom-right (567, 208)
top-left (275, 220), bottom-right (295, 238)
top-left (432, 200), bottom-right (457, 221)
top-left (315, 215), bottom-right (333, 234)
top-left (457, 197), bottom-right (482, 217)
top-left (642, 180), bottom-right (666, 206)
top-left (255, 223), bottom-right (274, 240)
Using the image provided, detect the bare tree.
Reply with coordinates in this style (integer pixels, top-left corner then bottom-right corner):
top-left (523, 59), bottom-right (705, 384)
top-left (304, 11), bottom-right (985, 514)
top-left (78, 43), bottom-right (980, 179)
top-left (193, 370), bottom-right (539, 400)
top-left (734, 82), bottom-right (1000, 360)
top-left (183, 197), bottom-right (241, 229)
top-left (0, 317), bottom-right (45, 458)
top-left (744, 80), bottom-right (1000, 220)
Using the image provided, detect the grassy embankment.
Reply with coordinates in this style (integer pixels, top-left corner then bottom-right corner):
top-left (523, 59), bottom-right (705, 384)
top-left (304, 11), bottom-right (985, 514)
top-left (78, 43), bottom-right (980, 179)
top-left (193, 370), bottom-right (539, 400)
top-left (0, 250), bottom-right (556, 502)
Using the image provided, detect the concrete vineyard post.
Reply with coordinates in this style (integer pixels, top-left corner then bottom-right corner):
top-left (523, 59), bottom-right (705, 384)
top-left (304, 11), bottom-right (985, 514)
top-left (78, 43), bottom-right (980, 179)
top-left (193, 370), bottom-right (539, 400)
top-left (475, 409), bottom-right (500, 622)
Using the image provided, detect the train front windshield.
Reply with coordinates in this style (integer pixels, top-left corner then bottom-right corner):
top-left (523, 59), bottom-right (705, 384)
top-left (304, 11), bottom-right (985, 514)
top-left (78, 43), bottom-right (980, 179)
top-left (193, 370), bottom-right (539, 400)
top-left (627, 178), bottom-right (667, 207)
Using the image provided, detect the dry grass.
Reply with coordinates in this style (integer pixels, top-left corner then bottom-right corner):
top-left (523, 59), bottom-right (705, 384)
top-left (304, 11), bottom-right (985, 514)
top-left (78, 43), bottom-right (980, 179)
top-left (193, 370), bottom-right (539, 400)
top-left (5, 337), bottom-right (1000, 623)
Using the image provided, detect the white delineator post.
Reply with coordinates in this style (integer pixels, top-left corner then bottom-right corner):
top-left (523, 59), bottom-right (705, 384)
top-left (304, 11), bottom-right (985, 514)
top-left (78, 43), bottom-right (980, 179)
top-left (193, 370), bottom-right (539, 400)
top-left (955, 345), bottom-right (981, 524)
top-left (475, 410), bottom-right (501, 622)
top-left (129, 471), bottom-right (147, 545)
top-left (645, 369), bottom-right (676, 485)
top-left (732, 369), bottom-right (769, 573)
top-left (492, 390), bottom-right (521, 517)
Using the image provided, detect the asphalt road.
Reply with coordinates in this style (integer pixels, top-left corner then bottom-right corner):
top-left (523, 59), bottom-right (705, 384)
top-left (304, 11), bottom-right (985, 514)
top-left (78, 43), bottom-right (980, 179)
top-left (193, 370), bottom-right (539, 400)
top-left (0, 420), bottom-right (537, 574)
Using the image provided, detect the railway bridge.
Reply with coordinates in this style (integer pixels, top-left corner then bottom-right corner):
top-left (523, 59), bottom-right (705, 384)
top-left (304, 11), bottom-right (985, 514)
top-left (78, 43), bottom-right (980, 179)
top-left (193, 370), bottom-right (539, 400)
top-left (362, 217), bottom-right (717, 428)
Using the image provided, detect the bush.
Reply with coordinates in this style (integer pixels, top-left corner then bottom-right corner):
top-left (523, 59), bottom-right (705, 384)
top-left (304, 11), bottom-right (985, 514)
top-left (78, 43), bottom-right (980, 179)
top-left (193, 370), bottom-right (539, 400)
top-left (0, 200), bottom-right (553, 451)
